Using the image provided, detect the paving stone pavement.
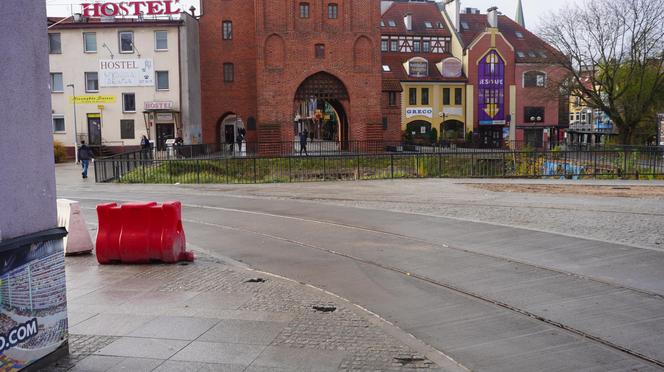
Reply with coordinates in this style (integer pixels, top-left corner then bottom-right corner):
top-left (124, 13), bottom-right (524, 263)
top-left (47, 253), bottom-right (455, 371)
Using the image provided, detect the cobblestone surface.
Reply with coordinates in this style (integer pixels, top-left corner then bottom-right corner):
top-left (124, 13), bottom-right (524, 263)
top-left (47, 335), bottom-right (119, 372)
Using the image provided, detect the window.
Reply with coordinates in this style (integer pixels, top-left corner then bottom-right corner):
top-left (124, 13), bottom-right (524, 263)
top-left (85, 72), bottom-right (98, 92)
top-left (382, 65), bottom-right (391, 72)
top-left (52, 115), bottom-right (65, 133)
top-left (83, 32), bottom-right (97, 53)
top-left (315, 44), bottom-right (325, 59)
top-left (119, 31), bottom-right (134, 53)
top-left (524, 71), bottom-right (546, 87)
top-left (443, 88), bottom-right (450, 105)
top-left (328, 3), bottom-right (338, 19)
top-left (524, 107), bottom-right (545, 123)
top-left (460, 22), bottom-right (469, 30)
top-left (299, 3), bottom-right (310, 18)
top-left (528, 51), bottom-right (537, 58)
top-left (390, 40), bottom-right (398, 52)
top-left (122, 93), bottom-right (136, 112)
top-left (380, 20), bottom-right (385, 27)
top-left (50, 73), bottom-right (64, 92)
top-left (222, 21), bottom-right (233, 40)
top-left (515, 31), bottom-right (524, 39)
top-left (156, 71), bottom-right (169, 90)
top-left (409, 88), bottom-right (417, 105)
top-left (120, 120), bottom-right (135, 139)
top-left (155, 31), bottom-right (168, 50)
top-left (388, 20), bottom-right (397, 27)
top-left (422, 41), bottom-right (430, 53)
top-left (381, 40), bottom-right (388, 52)
top-left (413, 41), bottom-right (420, 53)
top-left (223, 63), bottom-right (234, 82)
top-left (454, 88), bottom-right (463, 105)
top-left (424, 22), bottom-right (433, 29)
top-left (388, 91), bottom-right (397, 106)
top-left (48, 33), bottom-right (61, 54)
top-left (421, 88), bottom-right (429, 105)
top-left (382, 117), bottom-right (388, 130)
top-left (539, 51), bottom-right (548, 58)
top-left (517, 51), bottom-right (526, 58)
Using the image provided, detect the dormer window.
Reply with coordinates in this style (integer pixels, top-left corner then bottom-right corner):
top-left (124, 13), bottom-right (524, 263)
top-left (437, 22), bottom-right (444, 28)
top-left (460, 22), bottom-right (469, 30)
top-left (388, 20), bottom-right (396, 27)
top-left (528, 51), bottom-right (537, 58)
top-left (380, 20), bottom-right (385, 27)
top-left (382, 65), bottom-right (391, 72)
top-left (424, 22), bottom-right (433, 29)
top-left (515, 31), bottom-right (524, 39)
top-left (517, 51), bottom-right (525, 58)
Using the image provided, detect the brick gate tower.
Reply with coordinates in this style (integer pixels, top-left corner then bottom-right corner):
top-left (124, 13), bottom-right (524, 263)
top-left (200, 0), bottom-right (384, 148)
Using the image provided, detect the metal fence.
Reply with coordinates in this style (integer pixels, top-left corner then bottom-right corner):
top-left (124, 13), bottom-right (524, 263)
top-left (94, 147), bottom-right (664, 184)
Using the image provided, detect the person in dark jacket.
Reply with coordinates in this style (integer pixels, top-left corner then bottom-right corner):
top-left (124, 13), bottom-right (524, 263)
top-left (299, 129), bottom-right (309, 156)
top-left (78, 141), bottom-right (94, 179)
top-left (140, 135), bottom-right (151, 159)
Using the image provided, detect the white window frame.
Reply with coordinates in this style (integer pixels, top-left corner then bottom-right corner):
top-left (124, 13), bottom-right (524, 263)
top-left (119, 31), bottom-right (134, 53)
top-left (52, 115), bottom-right (66, 133)
top-left (50, 73), bottom-right (64, 93)
top-left (122, 93), bottom-right (136, 113)
top-left (85, 72), bottom-right (99, 93)
top-left (155, 71), bottom-right (169, 91)
top-left (154, 30), bottom-right (168, 51)
top-left (83, 32), bottom-right (97, 53)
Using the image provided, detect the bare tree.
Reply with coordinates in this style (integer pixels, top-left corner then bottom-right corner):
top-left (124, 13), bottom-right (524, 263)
top-left (539, 0), bottom-right (664, 144)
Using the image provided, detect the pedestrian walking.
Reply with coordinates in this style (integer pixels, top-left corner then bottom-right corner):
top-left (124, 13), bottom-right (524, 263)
top-left (299, 129), bottom-right (309, 156)
top-left (236, 128), bottom-right (244, 155)
top-left (78, 141), bottom-right (94, 179)
top-left (140, 135), bottom-right (151, 159)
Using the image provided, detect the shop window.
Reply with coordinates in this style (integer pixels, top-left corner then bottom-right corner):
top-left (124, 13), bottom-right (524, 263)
top-left (524, 71), bottom-right (546, 87)
top-left (50, 73), bottom-right (64, 92)
top-left (52, 115), bottom-right (65, 133)
top-left (155, 31), bottom-right (168, 50)
top-left (85, 72), bottom-right (98, 92)
top-left (388, 91), bottom-right (397, 106)
top-left (443, 88), bottom-right (450, 105)
top-left (223, 63), bottom-right (234, 82)
top-left (454, 88), bottom-right (463, 105)
top-left (328, 3), bottom-right (338, 19)
top-left (120, 120), bottom-right (135, 139)
top-left (409, 88), bottom-right (417, 105)
top-left (524, 107), bottom-right (545, 123)
top-left (315, 44), bottom-right (325, 59)
top-left (421, 88), bottom-right (429, 105)
top-left (83, 32), bottom-right (97, 53)
top-left (222, 21), bottom-right (232, 40)
top-left (299, 3), bottom-right (310, 18)
top-left (49, 33), bottom-right (61, 54)
top-left (119, 31), bottom-right (134, 53)
top-left (156, 71), bottom-right (169, 90)
top-left (122, 93), bottom-right (136, 113)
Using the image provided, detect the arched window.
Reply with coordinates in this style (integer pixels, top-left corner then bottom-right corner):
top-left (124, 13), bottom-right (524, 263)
top-left (524, 71), bottom-right (546, 87)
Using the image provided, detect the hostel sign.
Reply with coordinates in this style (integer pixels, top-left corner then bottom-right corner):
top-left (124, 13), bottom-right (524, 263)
top-left (81, 1), bottom-right (181, 17)
top-left (478, 50), bottom-right (506, 125)
top-left (99, 59), bottom-right (154, 87)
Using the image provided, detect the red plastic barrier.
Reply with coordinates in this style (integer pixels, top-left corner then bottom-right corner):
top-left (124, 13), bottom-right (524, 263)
top-left (96, 201), bottom-right (194, 264)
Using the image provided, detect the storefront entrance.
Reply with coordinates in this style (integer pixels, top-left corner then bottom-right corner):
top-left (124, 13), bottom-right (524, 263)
top-left (87, 115), bottom-right (102, 146)
top-left (478, 126), bottom-right (503, 148)
top-left (156, 123), bottom-right (175, 151)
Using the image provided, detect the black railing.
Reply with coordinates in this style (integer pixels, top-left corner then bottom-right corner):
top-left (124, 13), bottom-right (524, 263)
top-left (94, 147), bottom-right (664, 184)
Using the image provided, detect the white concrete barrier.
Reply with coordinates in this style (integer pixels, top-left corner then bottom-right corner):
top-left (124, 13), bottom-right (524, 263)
top-left (57, 199), bottom-right (93, 255)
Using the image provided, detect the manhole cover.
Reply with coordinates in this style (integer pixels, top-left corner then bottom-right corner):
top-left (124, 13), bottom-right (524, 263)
top-left (312, 305), bottom-right (337, 313)
top-left (244, 278), bottom-right (267, 283)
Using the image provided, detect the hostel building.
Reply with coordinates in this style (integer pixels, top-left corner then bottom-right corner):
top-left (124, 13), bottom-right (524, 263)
top-left (48, 11), bottom-right (201, 156)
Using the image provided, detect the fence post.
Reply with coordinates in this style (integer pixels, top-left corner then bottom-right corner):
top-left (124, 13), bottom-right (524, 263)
top-left (225, 158), bottom-right (229, 184)
top-left (502, 151), bottom-right (506, 177)
top-left (623, 149), bottom-right (628, 179)
top-left (168, 161), bottom-right (173, 184)
top-left (288, 156), bottom-right (292, 182)
top-left (471, 152), bottom-right (475, 177)
top-left (196, 159), bottom-right (201, 184)
top-left (323, 156), bottom-right (326, 181)
top-left (357, 154), bottom-right (361, 180)
top-left (438, 152), bottom-right (442, 178)
top-left (391, 154), bottom-right (394, 179)
top-left (253, 157), bottom-right (257, 183)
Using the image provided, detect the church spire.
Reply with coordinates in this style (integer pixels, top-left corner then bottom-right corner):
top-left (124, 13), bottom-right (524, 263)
top-left (515, 0), bottom-right (525, 28)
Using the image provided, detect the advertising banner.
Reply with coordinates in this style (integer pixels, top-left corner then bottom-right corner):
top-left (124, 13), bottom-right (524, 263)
top-left (99, 59), bottom-right (154, 87)
top-left (478, 50), bottom-right (506, 125)
top-left (0, 230), bottom-right (67, 371)
top-left (69, 96), bottom-right (116, 104)
top-left (406, 107), bottom-right (433, 119)
top-left (658, 113), bottom-right (664, 146)
top-left (408, 60), bottom-right (429, 78)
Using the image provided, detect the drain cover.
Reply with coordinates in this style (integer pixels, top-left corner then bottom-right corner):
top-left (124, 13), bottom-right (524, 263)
top-left (394, 355), bottom-right (427, 366)
top-left (244, 278), bottom-right (267, 283)
top-left (312, 305), bottom-right (337, 313)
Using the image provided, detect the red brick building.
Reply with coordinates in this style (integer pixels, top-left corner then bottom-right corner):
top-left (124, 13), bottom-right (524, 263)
top-left (199, 0), bottom-right (388, 149)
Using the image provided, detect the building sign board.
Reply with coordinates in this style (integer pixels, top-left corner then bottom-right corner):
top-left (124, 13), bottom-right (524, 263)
top-left (69, 95), bottom-right (116, 104)
top-left (406, 107), bottom-right (433, 119)
top-left (658, 113), bottom-right (664, 146)
top-left (81, 1), bottom-right (181, 17)
top-left (99, 59), bottom-right (154, 87)
top-left (408, 60), bottom-right (429, 78)
top-left (478, 50), bottom-right (506, 125)
top-left (144, 101), bottom-right (174, 110)
top-left (156, 113), bottom-right (174, 122)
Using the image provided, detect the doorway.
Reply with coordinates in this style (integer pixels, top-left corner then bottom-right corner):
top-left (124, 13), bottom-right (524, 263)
top-left (87, 115), bottom-right (102, 146)
top-left (478, 126), bottom-right (503, 148)
top-left (156, 123), bottom-right (175, 151)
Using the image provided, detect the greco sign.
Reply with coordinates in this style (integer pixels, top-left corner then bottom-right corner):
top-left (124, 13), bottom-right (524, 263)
top-left (82, 1), bottom-right (181, 17)
top-left (406, 107), bottom-right (433, 118)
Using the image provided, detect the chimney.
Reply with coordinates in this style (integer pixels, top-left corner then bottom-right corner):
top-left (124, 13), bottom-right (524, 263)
top-left (487, 6), bottom-right (498, 28)
top-left (404, 13), bottom-right (412, 31)
top-left (444, 0), bottom-right (460, 33)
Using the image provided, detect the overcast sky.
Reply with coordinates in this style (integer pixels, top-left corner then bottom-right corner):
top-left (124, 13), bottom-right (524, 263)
top-left (46, 0), bottom-right (577, 31)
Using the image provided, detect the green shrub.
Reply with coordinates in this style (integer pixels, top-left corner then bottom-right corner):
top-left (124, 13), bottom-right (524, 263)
top-left (53, 141), bottom-right (68, 163)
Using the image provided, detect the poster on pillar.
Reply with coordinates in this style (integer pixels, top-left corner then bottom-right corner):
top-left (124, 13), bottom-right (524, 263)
top-left (478, 50), bottom-right (506, 125)
top-left (0, 234), bottom-right (67, 371)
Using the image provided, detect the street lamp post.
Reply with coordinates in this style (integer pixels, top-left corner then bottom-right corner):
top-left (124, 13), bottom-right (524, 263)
top-left (67, 84), bottom-right (79, 163)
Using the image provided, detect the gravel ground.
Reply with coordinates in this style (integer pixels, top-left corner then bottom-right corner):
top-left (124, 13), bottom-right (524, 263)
top-left (194, 179), bottom-right (664, 250)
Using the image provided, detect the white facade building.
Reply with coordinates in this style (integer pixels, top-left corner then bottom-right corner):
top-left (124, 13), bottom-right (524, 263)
top-left (48, 13), bottom-right (201, 156)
